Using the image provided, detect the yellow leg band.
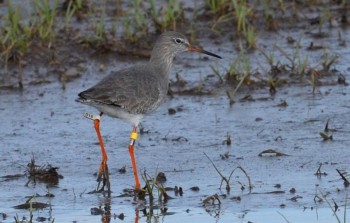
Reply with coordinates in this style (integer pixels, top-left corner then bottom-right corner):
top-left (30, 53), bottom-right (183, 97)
top-left (130, 132), bottom-right (138, 140)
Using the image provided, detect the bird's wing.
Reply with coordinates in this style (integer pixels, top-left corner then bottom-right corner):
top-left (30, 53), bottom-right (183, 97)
top-left (79, 65), bottom-right (163, 113)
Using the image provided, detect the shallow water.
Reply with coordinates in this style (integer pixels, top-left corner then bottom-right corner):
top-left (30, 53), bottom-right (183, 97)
top-left (1, 66), bottom-right (349, 222)
top-left (1, 1), bottom-right (350, 222)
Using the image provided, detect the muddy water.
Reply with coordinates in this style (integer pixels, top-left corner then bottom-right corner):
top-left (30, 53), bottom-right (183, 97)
top-left (1, 55), bottom-right (349, 223)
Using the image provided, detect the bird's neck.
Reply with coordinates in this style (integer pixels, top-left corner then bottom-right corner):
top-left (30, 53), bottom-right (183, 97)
top-left (149, 45), bottom-right (175, 78)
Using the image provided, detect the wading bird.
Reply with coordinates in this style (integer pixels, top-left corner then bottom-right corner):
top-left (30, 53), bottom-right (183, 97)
top-left (77, 31), bottom-right (221, 190)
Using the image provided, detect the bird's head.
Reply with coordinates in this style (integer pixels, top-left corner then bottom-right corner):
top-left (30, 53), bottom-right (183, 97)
top-left (152, 31), bottom-right (222, 60)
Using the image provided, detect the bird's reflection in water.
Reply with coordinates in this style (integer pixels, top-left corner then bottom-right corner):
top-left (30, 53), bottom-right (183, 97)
top-left (137, 205), bottom-right (169, 223)
top-left (93, 200), bottom-right (171, 223)
top-left (134, 209), bottom-right (140, 223)
top-left (101, 199), bottom-right (111, 223)
top-left (91, 186), bottom-right (111, 223)
top-left (92, 175), bottom-right (173, 223)
top-left (205, 205), bottom-right (222, 223)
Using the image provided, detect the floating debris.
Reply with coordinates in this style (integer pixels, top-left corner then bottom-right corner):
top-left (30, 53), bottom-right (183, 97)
top-left (118, 166), bottom-right (126, 174)
top-left (91, 206), bottom-right (104, 215)
top-left (306, 42), bottom-right (324, 51)
top-left (202, 194), bottom-right (221, 205)
top-left (224, 133), bottom-right (231, 146)
top-left (114, 213), bottom-right (125, 220)
top-left (1, 174), bottom-right (25, 182)
top-left (314, 194), bottom-right (323, 203)
top-left (324, 119), bottom-right (338, 133)
top-left (230, 196), bottom-right (241, 201)
top-left (274, 184), bottom-right (281, 188)
top-left (220, 151), bottom-right (231, 159)
top-left (156, 172), bottom-right (167, 183)
top-left (324, 119), bottom-right (330, 132)
top-left (36, 216), bottom-right (51, 222)
top-left (336, 169), bottom-right (350, 187)
top-left (190, 186), bottom-right (200, 192)
top-left (286, 36), bottom-right (295, 44)
top-left (252, 191), bottom-right (285, 195)
top-left (167, 105), bottom-right (184, 115)
top-left (258, 149), bottom-right (287, 157)
top-left (277, 99), bottom-right (288, 107)
top-left (333, 199), bottom-right (339, 212)
top-left (171, 136), bottom-right (188, 142)
top-left (168, 108), bottom-right (176, 115)
top-left (14, 201), bottom-right (49, 210)
top-left (255, 117), bottom-right (263, 122)
top-left (239, 94), bottom-right (254, 102)
top-left (174, 186), bottom-right (183, 196)
top-left (289, 195), bottom-right (303, 202)
top-left (319, 132), bottom-right (333, 141)
top-left (25, 157), bottom-right (63, 186)
top-left (338, 74), bottom-right (348, 85)
top-left (315, 164), bottom-right (327, 177)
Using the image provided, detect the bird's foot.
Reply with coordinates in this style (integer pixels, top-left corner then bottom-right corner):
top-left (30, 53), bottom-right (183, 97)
top-left (96, 160), bottom-right (110, 193)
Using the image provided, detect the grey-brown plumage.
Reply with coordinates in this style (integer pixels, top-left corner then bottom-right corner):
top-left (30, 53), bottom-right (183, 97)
top-left (77, 31), bottom-right (221, 127)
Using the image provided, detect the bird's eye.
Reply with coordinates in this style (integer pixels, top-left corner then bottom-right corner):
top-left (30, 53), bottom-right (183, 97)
top-left (174, 38), bottom-right (183, 44)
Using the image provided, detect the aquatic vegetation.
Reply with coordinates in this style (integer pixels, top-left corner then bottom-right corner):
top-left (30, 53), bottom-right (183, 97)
top-left (141, 171), bottom-right (172, 204)
top-left (244, 25), bottom-right (257, 49)
top-left (0, 0), bottom-right (31, 70)
top-left (117, 0), bottom-right (149, 43)
top-left (204, 152), bottom-right (252, 193)
top-left (32, 0), bottom-right (58, 46)
top-left (205, 0), bottom-right (232, 18)
top-left (232, 0), bottom-right (252, 34)
top-left (150, 0), bottom-right (184, 32)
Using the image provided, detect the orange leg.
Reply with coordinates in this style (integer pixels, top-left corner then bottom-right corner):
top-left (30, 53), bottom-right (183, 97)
top-left (94, 116), bottom-right (108, 166)
top-left (93, 112), bottom-right (110, 191)
top-left (134, 209), bottom-right (139, 223)
top-left (128, 127), bottom-right (141, 190)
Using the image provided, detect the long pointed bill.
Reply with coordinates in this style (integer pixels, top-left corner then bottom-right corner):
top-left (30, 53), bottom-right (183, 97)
top-left (187, 45), bottom-right (222, 59)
